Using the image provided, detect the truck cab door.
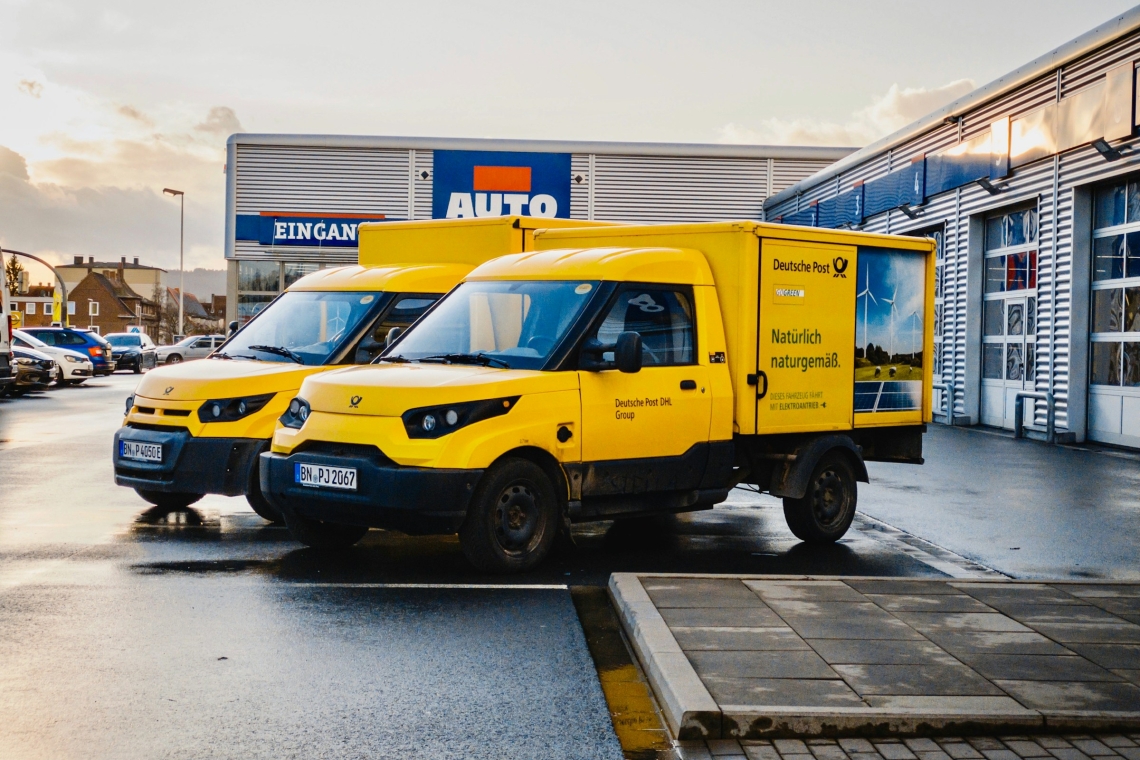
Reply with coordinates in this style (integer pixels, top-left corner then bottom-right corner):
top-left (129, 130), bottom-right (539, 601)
top-left (577, 284), bottom-right (713, 494)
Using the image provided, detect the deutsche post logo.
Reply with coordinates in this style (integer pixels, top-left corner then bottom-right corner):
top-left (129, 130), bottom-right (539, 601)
top-left (349, 395), bottom-right (362, 408)
top-left (832, 257), bottom-right (849, 278)
top-left (163, 386), bottom-right (174, 395)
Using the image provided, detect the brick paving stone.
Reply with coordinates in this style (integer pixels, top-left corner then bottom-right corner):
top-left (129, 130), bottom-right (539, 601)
top-left (969, 739), bottom-right (1008, 751)
top-left (839, 740), bottom-right (876, 754)
top-left (1101, 738), bottom-right (1137, 749)
top-left (745, 745), bottom-right (782, 760)
top-left (1035, 739), bottom-right (1074, 750)
top-left (905, 740), bottom-right (942, 753)
top-left (709, 739), bottom-right (745, 755)
top-left (874, 742), bottom-right (917, 760)
top-left (1069, 740), bottom-right (1115, 756)
top-left (850, 754), bottom-right (884, 760)
top-left (916, 751), bottom-right (953, 760)
top-left (980, 750), bottom-right (1020, 760)
top-left (939, 742), bottom-right (984, 759)
top-left (775, 740), bottom-right (811, 755)
top-left (1002, 740), bottom-right (1052, 757)
top-left (811, 744), bottom-right (849, 760)
top-left (1047, 749), bottom-right (1093, 760)
top-left (678, 741), bottom-right (715, 760)
top-left (1114, 749), bottom-right (1140, 760)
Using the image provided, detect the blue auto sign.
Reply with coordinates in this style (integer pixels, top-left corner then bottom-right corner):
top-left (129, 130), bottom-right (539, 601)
top-left (432, 150), bottom-right (571, 220)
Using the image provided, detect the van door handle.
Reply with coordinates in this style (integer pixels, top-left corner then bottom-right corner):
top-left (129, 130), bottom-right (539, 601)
top-left (680, 380), bottom-right (697, 390)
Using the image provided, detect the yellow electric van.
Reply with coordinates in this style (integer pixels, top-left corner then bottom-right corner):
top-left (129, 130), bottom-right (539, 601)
top-left (113, 216), bottom-right (607, 521)
top-left (261, 222), bottom-right (935, 571)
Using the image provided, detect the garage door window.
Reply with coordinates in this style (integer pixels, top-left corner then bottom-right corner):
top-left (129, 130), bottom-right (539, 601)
top-left (1091, 180), bottom-right (1140, 387)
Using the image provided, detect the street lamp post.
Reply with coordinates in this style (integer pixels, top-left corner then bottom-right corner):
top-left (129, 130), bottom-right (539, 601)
top-left (163, 188), bottom-right (185, 338)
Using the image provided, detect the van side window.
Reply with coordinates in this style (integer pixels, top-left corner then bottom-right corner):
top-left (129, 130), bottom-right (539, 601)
top-left (594, 286), bottom-right (695, 366)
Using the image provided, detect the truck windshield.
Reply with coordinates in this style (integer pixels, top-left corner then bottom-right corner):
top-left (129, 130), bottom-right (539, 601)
top-left (220, 291), bottom-right (386, 365)
top-left (388, 280), bottom-right (598, 370)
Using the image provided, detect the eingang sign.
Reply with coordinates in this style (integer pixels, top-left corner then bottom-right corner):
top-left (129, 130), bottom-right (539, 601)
top-left (432, 150), bottom-right (571, 220)
top-left (235, 212), bottom-right (389, 247)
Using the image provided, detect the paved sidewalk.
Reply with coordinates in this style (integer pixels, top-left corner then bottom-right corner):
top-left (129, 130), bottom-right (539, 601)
top-left (609, 574), bottom-right (1140, 740)
top-left (675, 734), bottom-right (1140, 760)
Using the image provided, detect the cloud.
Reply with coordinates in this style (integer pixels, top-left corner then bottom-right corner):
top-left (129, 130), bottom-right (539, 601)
top-left (116, 104), bottom-right (153, 126)
top-left (195, 106), bottom-right (243, 135)
top-left (17, 79), bottom-right (42, 98)
top-left (0, 146), bottom-right (29, 180)
top-left (720, 79), bottom-right (976, 147)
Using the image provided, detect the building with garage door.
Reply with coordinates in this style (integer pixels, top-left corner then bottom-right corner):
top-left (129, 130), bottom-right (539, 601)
top-left (224, 134), bottom-right (851, 325)
top-left (765, 7), bottom-right (1140, 450)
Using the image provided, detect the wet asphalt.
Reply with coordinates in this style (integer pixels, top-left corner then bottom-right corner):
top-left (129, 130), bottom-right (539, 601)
top-left (1, 374), bottom-right (1132, 758)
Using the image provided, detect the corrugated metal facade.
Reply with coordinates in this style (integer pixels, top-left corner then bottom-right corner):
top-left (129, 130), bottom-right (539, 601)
top-left (765, 15), bottom-right (1140, 448)
top-left (226, 134), bottom-right (851, 321)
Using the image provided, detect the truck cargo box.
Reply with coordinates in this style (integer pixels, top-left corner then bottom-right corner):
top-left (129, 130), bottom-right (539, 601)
top-left (533, 221), bottom-right (936, 437)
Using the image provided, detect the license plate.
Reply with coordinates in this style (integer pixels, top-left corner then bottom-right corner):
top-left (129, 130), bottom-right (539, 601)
top-left (295, 463), bottom-right (357, 490)
top-left (121, 440), bottom-right (163, 463)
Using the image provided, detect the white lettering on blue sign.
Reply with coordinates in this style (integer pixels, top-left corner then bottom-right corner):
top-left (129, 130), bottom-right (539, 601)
top-left (445, 192), bottom-right (558, 219)
top-left (272, 222), bottom-right (357, 242)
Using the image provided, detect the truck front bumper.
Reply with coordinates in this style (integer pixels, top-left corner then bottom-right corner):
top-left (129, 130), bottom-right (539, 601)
top-left (113, 425), bottom-right (264, 496)
top-left (259, 449), bottom-right (479, 535)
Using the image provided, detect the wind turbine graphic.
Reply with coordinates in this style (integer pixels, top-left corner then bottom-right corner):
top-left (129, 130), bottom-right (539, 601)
top-left (857, 265), bottom-right (877, 355)
top-left (882, 285), bottom-right (899, 358)
top-left (907, 310), bottom-right (920, 356)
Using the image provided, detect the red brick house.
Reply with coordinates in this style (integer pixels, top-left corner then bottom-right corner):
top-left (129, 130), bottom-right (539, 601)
top-left (69, 270), bottom-right (159, 338)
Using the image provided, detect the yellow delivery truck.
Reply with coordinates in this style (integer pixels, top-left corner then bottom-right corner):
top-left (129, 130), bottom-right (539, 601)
top-left (260, 221), bottom-right (935, 571)
top-left (113, 216), bottom-right (607, 521)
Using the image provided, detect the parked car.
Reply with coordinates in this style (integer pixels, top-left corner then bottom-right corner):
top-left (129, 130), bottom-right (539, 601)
top-left (5, 345), bottom-right (55, 396)
top-left (105, 332), bottom-right (158, 373)
top-left (12, 329), bottom-right (94, 385)
top-left (0, 287), bottom-right (12, 393)
top-left (21, 327), bottom-right (116, 376)
top-left (156, 335), bottom-right (225, 364)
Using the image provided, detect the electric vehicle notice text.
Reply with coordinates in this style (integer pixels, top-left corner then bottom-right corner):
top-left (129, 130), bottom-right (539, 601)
top-left (296, 463), bottom-right (357, 490)
top-left (120, 441), bottom-right (162, 463)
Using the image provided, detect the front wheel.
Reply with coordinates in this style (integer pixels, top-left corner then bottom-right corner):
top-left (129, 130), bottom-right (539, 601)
top-left (282, 511), bottom-right (368, 549)
top-left (459, 458), bottom-right (558, 573)
top-left (167, 354), bottom-right (182, 364)
top-left (782, 452), bottom-right (857, 543)
top-left (135, 489), bottom-right (204, 510)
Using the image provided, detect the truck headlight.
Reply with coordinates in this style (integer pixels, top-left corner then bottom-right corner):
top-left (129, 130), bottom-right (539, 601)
top-left (197, 392), bottom-right (276, 423)
top-left (125, 394), bottom-right (135, 415)
top-left (401, 396), bottom-right (520, 439)
top-left (279, 397), bottom-right (311, 429)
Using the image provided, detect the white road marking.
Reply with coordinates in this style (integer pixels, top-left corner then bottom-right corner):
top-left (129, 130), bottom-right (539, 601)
top-left (288, 583), bottom-right (569, 590)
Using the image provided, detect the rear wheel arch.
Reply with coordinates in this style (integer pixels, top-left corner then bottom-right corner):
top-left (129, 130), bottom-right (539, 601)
top-left (768, 434), bottom-right (867, 500)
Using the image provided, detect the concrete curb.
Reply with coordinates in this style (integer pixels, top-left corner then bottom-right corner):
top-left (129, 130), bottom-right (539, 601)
top-left (608, 573), bottom-right (1140, 739)
top-left (608, 573), bottom-right (721, 739)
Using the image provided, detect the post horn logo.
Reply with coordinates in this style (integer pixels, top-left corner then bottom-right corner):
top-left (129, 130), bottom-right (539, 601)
top-left (349, 395), bottom-right (363, 408)
top-left (832, 256), bottom-right (849, 278)
top-left (163, 386), bottom-right (174, 395)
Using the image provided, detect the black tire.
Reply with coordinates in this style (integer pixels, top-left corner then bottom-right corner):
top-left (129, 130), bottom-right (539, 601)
top-left (282, 510), bottom-right (368, 550)
top-left (782, 452), bottom-right (858, 543)
top-left (167, 354), bottom-right (182, 364)
top-left (459, 457), bottom-right (559, 573)
top-left (245, 454), bottom-right (282, 523)
top-left (135, 489), bottom-right (204, 509)
top-left (133, 363), bottom-right (142, 374)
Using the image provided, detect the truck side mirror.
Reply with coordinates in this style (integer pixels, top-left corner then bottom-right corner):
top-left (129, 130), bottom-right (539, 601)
top-left (228, 320), bottom-right (239, 336)
top-left (614, 331), bottom-right (642, 373)
top-left (385, 326), bottom-right (403, 347)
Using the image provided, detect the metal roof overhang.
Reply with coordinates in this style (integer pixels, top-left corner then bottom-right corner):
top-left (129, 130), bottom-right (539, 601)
top-left (764, 5), bottom-right (1140, 210)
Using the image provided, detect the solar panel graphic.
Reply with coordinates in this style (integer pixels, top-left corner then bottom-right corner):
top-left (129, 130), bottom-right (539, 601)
top-left (853, 380), bottom-right (922, 412)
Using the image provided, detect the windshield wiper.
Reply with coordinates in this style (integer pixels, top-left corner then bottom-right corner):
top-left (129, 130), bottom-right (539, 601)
top-left (248, 345), bottom-right (305, 364)
top-left (416, 353), bottom-right (510, 368)
top-left (377, 354), bottom-right (410, 363)
top-left (211, 351), bottom-right (257, 361)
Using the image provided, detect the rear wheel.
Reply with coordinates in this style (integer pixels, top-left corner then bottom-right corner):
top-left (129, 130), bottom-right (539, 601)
top-left (782, 452), bottom-right (857, 543)
top-left (282, 511), bottom-right (368, 550)
top-left (135, 489), bottom-right (204, 510)
top-left (459, 458), bottom-right (558, 573)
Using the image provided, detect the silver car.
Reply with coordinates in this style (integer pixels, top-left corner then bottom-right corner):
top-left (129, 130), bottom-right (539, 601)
top-left (156, 335), bottom-right (225, 364)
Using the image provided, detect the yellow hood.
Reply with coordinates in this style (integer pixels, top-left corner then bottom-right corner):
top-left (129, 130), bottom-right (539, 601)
top-left (299, 364), bottom-right (579, 417)
top-left (134, 359), bottom-right (328, 401)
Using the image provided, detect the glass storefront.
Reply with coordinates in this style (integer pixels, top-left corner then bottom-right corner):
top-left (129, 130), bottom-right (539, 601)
top-left (237, 261), bottom-right (324, 324)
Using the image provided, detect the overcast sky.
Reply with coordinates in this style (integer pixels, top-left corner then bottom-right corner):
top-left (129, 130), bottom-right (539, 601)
top-left (2, 0), bottom-right (1137, 284)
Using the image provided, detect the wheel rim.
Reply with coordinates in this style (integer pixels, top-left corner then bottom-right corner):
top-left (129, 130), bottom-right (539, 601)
top-left (492, 480), bottom-right (542, 556)
top-left (811, 467), bottom-right (848, 528)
